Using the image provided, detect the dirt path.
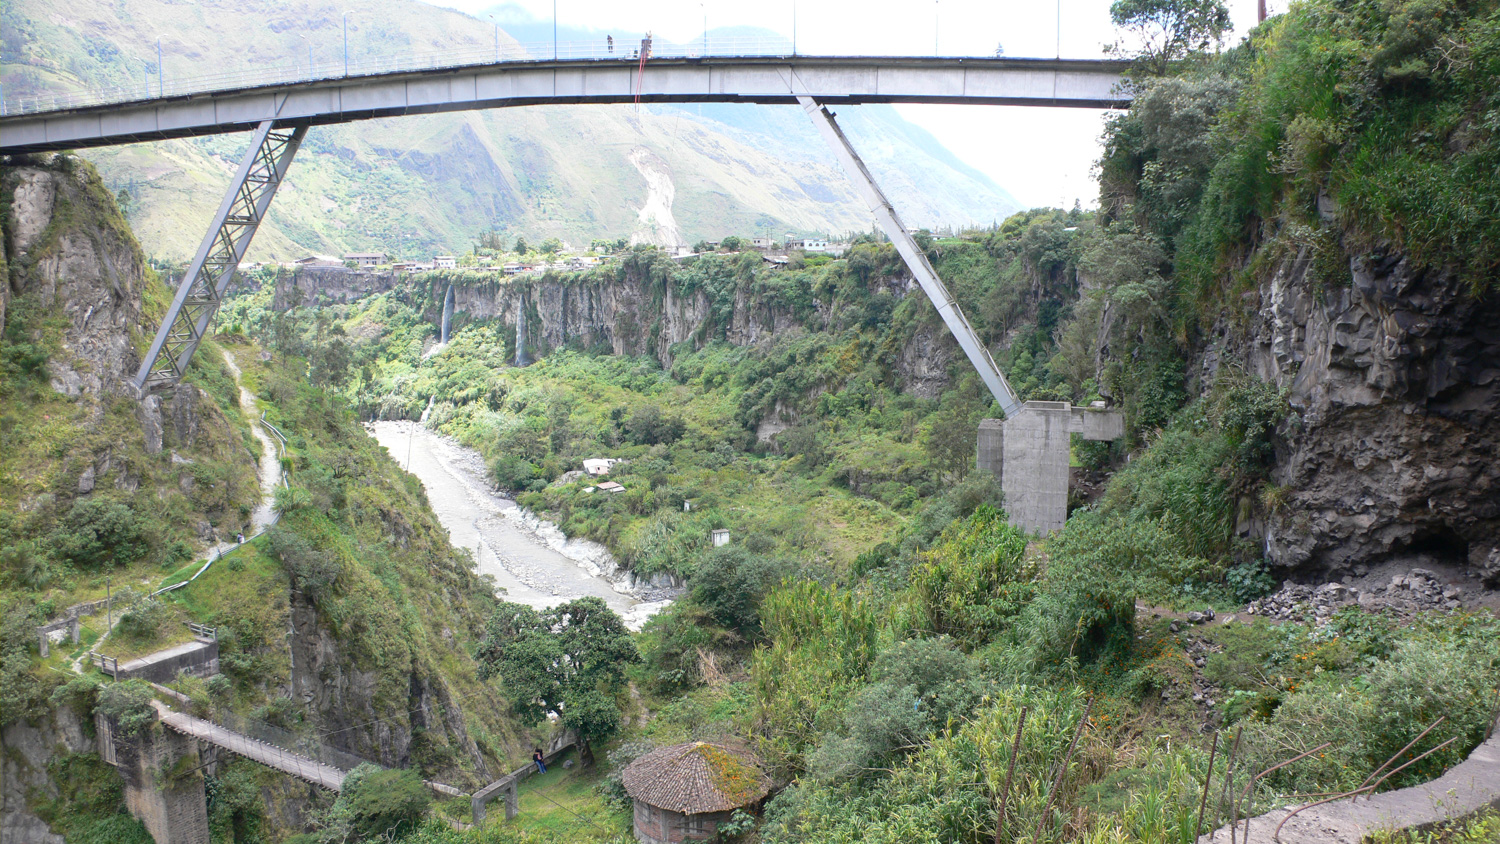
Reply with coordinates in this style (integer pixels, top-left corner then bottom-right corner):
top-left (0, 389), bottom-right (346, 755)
top-left (220, 348), bottom-right (282, 533)
top-left (70, 350), bottom-right (282, 674)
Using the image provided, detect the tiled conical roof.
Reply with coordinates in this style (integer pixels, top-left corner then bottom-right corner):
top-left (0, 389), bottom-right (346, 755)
top-left (621, 741), bottom-right (771, 815)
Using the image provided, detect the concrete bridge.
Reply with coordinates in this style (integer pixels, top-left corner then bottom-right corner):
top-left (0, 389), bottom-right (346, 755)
top-left (0, 55), bottom-right (1128, 155)
top-left (0, 50), bottom-right (1129, 535)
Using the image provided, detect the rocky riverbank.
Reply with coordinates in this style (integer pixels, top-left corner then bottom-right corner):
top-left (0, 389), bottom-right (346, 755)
top-left (367, 421), bottom-right (676, 629)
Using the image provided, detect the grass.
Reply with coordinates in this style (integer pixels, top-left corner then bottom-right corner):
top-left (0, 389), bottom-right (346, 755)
top-left (509, 749), bottom-right (630, 842)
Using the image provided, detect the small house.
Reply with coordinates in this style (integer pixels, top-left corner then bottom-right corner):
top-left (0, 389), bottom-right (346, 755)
top-left (596, 481), bottom-right (625, 494)
top-left (710, 529), bottom-right (730, 547)
top-left (750, 236), bottom-right (772, 250)
top-left (343, 252), bottom-right (386, 268)
top-left (295, 254), bottom-right (342, 267)
top-left (434, 255), bottom-right (457, 269)
top-left (583, 458), bottom-right (622, 477)
top-left (622, 742), bottom-right (770, 844)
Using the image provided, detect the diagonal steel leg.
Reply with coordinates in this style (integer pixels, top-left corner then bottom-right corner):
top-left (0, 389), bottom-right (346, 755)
top-left (133, 120), bottom-right (306, 392)
top-left (797, 96), bottom-right (1023, 418)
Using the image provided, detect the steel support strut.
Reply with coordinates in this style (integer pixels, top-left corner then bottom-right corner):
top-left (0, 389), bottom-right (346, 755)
top-left (133, 120), bottom-right (305, 391)
top-left (798, 96), bottom-right (1023, 418)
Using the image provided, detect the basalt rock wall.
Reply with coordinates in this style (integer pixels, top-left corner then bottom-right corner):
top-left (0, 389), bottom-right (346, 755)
top-left (1204, 241), bottom-right (1500, 584)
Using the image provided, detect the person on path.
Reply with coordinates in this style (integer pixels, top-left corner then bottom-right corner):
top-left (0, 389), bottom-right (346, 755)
top-left (237, 532), bottom-right (245, 545)
top-left (533, 748), bottom-right (547, 774)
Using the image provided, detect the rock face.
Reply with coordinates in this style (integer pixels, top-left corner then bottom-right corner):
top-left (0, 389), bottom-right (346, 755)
top-left (1, 708), bottom-right (91, 844)
top-left (3, 162), bottom-right (145, 397)
top-left (286, 591), bottom-right (491, 779)
top-left (279, 261), bottom-right (957, 394)
top-left (1218, 244), bottom-right (1500, 584)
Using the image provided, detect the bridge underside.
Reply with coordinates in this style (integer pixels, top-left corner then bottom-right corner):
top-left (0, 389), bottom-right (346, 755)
top-left (1, 56), bottom-right (1129, 154)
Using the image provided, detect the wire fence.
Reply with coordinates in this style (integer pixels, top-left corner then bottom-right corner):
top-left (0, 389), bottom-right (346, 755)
top-left (1, 36), bottom-right (1009, 116)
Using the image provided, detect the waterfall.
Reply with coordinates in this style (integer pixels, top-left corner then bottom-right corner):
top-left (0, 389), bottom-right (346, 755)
top-left (440, 284), bottom-right (455, 344)
top-left (515, 297), bottom-right (529, 367)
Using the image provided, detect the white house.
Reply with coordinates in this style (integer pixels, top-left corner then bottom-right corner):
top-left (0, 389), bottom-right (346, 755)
top-left (434, 255), bottom-right (457, 269)
top-left (343, 252), bottom-right (386, 268)
top-left (583, 458), bottom-right (623, 477)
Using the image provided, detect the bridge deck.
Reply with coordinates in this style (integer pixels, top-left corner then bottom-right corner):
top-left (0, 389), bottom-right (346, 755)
top-left (0, 55), bottom-right (1129, 154)
top-left (151, 701), bottom-right (346, 791)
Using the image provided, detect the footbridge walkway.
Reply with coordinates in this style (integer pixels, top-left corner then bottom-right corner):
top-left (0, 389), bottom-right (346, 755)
top-left (150, 700), bottom-right (354, 791)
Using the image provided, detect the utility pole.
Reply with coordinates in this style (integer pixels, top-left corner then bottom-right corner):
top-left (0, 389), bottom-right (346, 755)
top-left (701, 3), bottom-right (707, 56)
top-left (156, 36), bottom-right (163, 97)
top-left (1056, 0), bottom-right (1062, 58)
top-left (343, 11), bottom-right (352, 75)
top-left (792, 0), bottom-right (797, 56)
top-left (935, 0), bottom-right (939, 56)
top-left (553, 0), bottom-right (558, 60)
top-left (299, 34), bottom-right (312, 78)
top-left (488, 14), bottom-right (499, 62)
top-left (105, 575), bottom-right (113, 630)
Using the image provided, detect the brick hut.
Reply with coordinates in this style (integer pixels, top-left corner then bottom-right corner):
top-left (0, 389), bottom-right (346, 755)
top-left (621, 741), bottom-right (771, 843)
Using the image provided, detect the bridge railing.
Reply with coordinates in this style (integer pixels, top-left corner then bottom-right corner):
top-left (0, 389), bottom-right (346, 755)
top-left (213, 708), bottom-right (376, 773)
top-left (0, 35), bottom-right (1042, 117)
top-left (1, 36), bottom-right (810, 116)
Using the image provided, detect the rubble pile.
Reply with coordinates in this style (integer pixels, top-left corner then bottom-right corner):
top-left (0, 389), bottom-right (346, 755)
top-left (1245, 568), bottom-right (1464, 624)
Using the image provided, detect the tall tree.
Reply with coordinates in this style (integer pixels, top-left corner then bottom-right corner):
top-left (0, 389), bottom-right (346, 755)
top-left (1107, 0), bottom-right (1231, 75)
top-left (475, 597), bottom-right (639, 764)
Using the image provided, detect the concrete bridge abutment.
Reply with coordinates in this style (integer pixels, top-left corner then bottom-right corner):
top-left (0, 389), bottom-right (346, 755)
top-left (978, 401), bottom-right (1123, 535)
top-left (98, 711), bottom-right (211, 844)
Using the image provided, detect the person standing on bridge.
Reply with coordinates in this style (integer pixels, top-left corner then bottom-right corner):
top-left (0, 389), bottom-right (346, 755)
top-left (607, 34), bottom-right (614, 54)
top-left (533, 748), bottom-right (547, 774)
top-left (641, 32), bottom-right (652, 59)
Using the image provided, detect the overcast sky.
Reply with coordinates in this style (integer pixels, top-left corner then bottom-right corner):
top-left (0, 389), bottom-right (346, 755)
top-left (427, 0), bottom-right (1268, 210)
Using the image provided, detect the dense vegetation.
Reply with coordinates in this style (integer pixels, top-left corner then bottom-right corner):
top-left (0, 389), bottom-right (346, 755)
top-left (11, 0), bottom-right (1500, 839)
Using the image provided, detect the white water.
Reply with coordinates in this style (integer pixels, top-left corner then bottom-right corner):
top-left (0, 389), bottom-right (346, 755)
top-left (367, 421), bottom-right (673, 629)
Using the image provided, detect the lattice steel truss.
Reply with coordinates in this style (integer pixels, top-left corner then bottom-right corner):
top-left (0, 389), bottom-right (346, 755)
top-left (134, 120), bottom-right (305, 392)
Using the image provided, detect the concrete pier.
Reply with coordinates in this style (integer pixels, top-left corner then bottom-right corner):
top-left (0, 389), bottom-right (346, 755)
top-left (978, 401), bottom-right (1123, 535)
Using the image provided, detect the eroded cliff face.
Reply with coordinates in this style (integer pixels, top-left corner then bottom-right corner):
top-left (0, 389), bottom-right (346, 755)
top-left (1211, 243), bottom-right (1500, 584)
top-left (285, 590), bottom-right (492, 780)
top-left (3, 163), bottom-right (144, 398)
top-left (280, 263), bottom-right (955, 392)
top-left (0, 707), bottom-right (90, 844)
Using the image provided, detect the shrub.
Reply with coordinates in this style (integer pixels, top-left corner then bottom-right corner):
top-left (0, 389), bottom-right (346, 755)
top-left (97, 680), bottom-right (157, 737)
top-left (266, 526), bottom-right (340, 601)
top-left (908, 505), bottom-right (1035, 649)
top-left (690, 546), bottom-right (794, 637)
top-left (53, 498), bottom-right (149, 569)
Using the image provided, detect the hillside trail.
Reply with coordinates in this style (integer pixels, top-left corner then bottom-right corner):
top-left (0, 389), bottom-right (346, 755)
top-left (69, 349), bottom-right (282, 675)
top-left (220, 348), bottom-right (282, 532)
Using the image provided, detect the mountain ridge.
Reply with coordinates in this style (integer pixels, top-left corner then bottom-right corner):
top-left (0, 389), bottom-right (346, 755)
top-left (4, 0), bottom-right (1022, 260)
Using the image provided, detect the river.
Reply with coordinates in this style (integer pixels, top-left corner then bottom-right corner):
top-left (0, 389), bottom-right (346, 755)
top-left (366, 421), bottom-right (672, 629)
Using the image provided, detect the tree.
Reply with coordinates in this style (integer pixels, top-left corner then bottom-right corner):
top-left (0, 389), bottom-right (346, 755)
top-left (475, 597), bottom-right (639, 764)
top-left (1107, 0), bottom-right (1231, 75)
top-left (513, 236), bottom-right (529, 255)
top-left (539, 237), bottom-right (562, 255)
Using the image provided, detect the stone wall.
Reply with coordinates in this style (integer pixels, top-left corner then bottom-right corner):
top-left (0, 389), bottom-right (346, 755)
top-left (117, 640), bottom-right (219, 684)
top-left (111, 718), bottom-right (209, 844)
